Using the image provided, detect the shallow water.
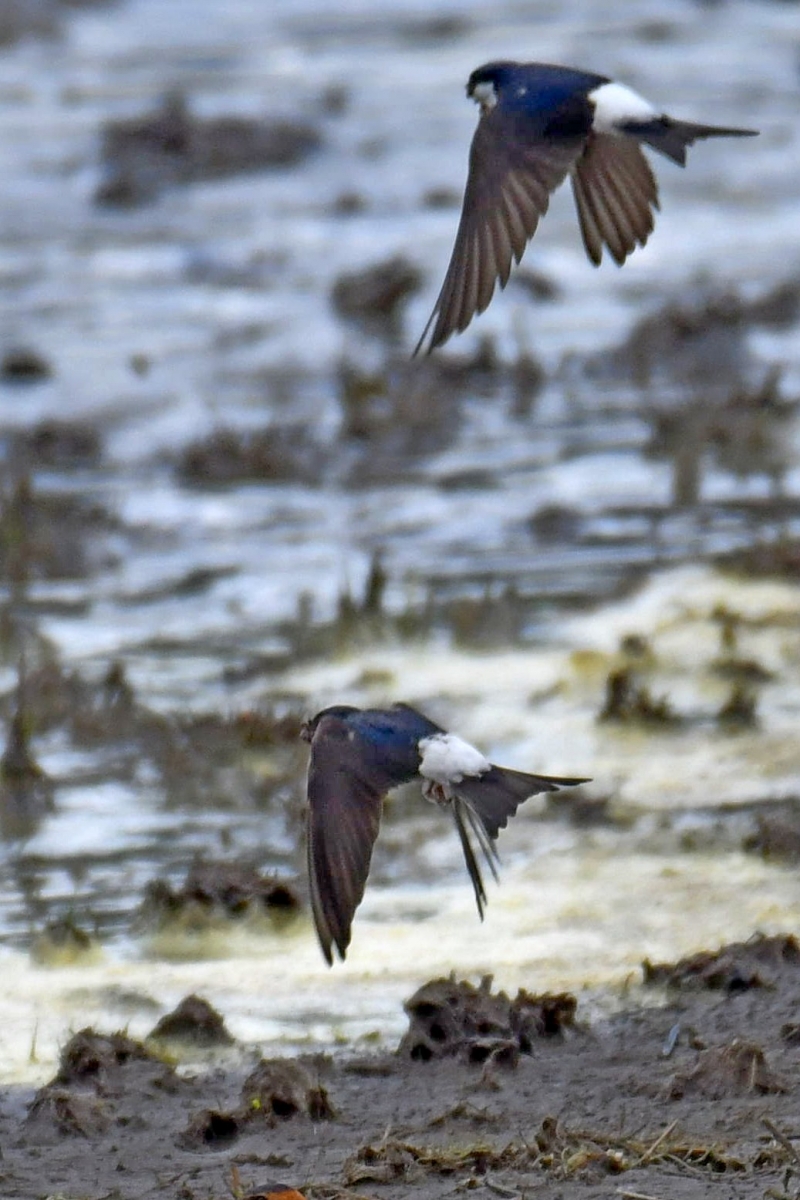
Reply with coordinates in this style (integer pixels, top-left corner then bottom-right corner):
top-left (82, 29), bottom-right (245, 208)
top-left (0, 0), bottom-right (799, 1083)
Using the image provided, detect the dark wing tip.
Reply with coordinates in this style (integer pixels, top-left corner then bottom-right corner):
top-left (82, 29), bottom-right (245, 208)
top-left (308, 867), bottom-right (336, 965)
top-left (308, 826), bottom-right (360, 966)
top-left (311, 889), bottom-right (350, 965)
top-left (331, 922), bottom-right (352, 961)
top-left (309, 860), bottom-right (354, 966)
top-left (412, 305), bottom-right (440, 357)
top-left (413, 111), bottom-right (579, 355)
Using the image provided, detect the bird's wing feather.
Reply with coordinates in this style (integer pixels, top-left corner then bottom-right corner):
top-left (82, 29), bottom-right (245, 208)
top-left (570, 132), bottom-right (659, 266)
top-left (306, 716), bottom-right (387, 964)
top-left (415, 109), bottom-right (582, 354)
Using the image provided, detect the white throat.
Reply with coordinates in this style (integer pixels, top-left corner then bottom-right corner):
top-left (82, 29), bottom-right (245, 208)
top-left (471, 80), bottom-right (497, 113)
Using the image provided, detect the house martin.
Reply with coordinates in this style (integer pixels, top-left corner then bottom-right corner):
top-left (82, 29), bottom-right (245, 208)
top-left (414, 60), bottom-right (758, 353)
top-left (301, 702), bottom-right (588, 963)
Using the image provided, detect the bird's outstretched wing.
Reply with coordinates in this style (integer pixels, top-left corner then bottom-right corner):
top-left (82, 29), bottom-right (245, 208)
top-left (306, 714), bottom-right (387, 964)
top-left (414, 108), bottom-right (582, 355)
top-left (570, 132), bottom-right (659, 266)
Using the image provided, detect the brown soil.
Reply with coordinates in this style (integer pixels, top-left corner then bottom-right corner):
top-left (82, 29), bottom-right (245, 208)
top-left (4, 934), bottom-right (800, 1199)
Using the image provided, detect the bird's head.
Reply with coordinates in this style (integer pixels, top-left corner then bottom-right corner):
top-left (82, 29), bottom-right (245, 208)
top-left (466, 61), bottom-right (518, 112)
top-left (300, 705), bottom-right (360, 743)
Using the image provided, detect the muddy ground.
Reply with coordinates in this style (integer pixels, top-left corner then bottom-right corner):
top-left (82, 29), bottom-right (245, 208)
top-left (3, 935), bottom-right (800, 1200)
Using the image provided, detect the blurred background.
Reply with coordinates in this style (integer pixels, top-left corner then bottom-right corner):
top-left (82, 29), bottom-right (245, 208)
top-left (0, 0), bottom-right (799, 1081)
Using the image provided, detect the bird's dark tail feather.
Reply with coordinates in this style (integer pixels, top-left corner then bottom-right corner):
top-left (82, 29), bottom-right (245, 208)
top-left (620, 117), bottom-right (758, 167)
top-left (456, 766), bottom-right (589, 841)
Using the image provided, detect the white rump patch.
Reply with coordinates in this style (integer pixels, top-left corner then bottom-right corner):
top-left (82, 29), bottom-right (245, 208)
top-left (419, 733), bottom-right (490, 784)
top-left (471, 80), bottom-right (497, 112)
top-left (589, 81), bottom-right (656, 133)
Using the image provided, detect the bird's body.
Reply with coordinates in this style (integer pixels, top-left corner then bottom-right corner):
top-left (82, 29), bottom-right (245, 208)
top-left (414, 60), bottom-right (758, 354)
top-left (301, 703), bottom-right (588, 963)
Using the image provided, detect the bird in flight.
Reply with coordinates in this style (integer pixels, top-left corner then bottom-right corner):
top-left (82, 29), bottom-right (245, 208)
top-left (301, 703), bottom-right (588, 963)
top-left (414, 60), bottom-right (758, 354)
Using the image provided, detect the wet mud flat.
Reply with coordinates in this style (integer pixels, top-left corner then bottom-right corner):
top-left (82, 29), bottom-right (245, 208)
top-left (3, 935), bottom-right (800, 1200)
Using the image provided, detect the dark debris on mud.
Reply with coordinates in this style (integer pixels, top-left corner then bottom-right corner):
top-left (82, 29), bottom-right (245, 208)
top-left (643, 932), bottom-right (800, 993)
top-left (331, 254), bottom-right (422, 337)
top-left (667, 1037), bottom-right (788, 1100)
top-left (745, 803), bottom-right (800, 863)
top-left (399, 974), bottom-right (577, 1066)
top-left (577, 282), bottom-right (800, 392)
top-left (95, 91), bottom-right (324, 207)
top-left (147, 993), bottom-right (234, 1049)
top-left (591, 606), bottom-right (781, 739)
top-left (178, 1058), bottom-right (334, 1152)
top-left (30, 915), bottom-right (98, 967)
top-left (178, 425), bottom-right (326, 488)
top-left (0, 347), bottom-right (52, 383)
top-left (0, 473), bottom-right (120, 583)
top-left (139, 859), bottom-right (303, 938)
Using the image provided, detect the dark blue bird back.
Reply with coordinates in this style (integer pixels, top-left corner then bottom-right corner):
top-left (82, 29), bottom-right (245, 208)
top-left (476, 61), bottom-right (607, 117)
top-left (346, 706), bottom-right (442, 786)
